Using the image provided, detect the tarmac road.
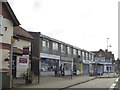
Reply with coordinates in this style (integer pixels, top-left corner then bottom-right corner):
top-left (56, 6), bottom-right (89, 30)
top-left (67, 78), bottom-right (118, 89)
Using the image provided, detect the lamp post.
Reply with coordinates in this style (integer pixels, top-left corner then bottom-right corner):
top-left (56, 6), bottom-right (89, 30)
top-left (107, 38), bottom-right (109, 51)
top-left (107, 38), bottom-right (112, 51)
top-left (106, 38), bottom-right (112, 77)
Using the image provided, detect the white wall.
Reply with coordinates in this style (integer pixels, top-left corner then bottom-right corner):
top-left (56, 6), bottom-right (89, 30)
top-left (0, 17), bottom-right (13, 71)
top-left (1, 49), bottom-right (9, 70)
top-left (14, 39), bottom-right (31, 77)
top-left (14, 39), bottom-right (31, 51)
top-left (0, 18), bottom-right (13, 44)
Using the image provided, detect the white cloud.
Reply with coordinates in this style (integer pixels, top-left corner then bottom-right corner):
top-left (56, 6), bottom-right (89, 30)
top-left (8, 0), bottom-right (119, 59)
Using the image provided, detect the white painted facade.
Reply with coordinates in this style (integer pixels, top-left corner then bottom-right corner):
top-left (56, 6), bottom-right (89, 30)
top-left (0, 17), bottom-right (13, 44)
top-left (0, 15), bottom-right (13, 71)
top-left (16, 55), bottom-right (29, 77)
top-left (13, 39), bottom-right (32, 77)
top-left (95, 57), bottom-right (113, 73)
top-left (2, 49), bottom-right (9, 70)
top-left (14, 39), bottom-right (31, 51)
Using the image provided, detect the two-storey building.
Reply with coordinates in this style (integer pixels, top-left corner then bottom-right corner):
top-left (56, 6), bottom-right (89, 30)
top-left (0, 1), bottom-right (20, 88)
top-left (13, 26), bottom-right (34, 78)
top-left (91, 49), bottom-right (115, 74)
top-left (29, 32), bottom-right (95, 76)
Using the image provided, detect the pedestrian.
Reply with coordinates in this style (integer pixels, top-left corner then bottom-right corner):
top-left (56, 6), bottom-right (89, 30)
top-left (59, 65), bottom-right (62, 76)
top-left (73, 65), bottom-right (77, 75)
top-left (61, 67), bottom-right (65, 76)
top-left (54, 66), bottom-right (58, 76)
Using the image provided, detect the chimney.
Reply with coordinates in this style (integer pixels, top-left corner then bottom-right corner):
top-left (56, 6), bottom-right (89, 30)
top-left (105, 49), bottom-right (108, 52)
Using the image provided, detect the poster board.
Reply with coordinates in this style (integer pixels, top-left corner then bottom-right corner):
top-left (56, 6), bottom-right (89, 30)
top-left (16, 55), bottom-right (29, 77)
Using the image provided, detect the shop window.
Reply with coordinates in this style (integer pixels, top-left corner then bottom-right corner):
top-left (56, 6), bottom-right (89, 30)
top-left (63, 63), bottom-right (72, 71)
top-left (40, 59), bottom-right (59, 71)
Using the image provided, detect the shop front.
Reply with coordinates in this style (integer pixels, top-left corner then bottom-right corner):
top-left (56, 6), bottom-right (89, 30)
top-left (60, 57), bottom-right (73, 75)
top-left (40, 53), bottom-right (60, 76)
top-left (82, 60), bottom-right (92, 75)
top-left (73, 58), bottom-right (81, 75)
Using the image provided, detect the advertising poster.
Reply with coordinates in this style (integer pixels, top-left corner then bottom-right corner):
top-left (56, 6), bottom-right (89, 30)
top-left (16, 55), bottom-right (29, 77)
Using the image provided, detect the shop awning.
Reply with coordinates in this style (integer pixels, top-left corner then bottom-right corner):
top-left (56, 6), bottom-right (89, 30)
top-left (13, 47), bottom-right (23, 55)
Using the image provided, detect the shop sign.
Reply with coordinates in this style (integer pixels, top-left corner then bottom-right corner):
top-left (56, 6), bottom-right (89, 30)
top-left (16, 55), bottom-right (29, 77)
top-left (40, 53), bottom-right (60, 59)
top-left (19, 58), bottom-right (27, 63)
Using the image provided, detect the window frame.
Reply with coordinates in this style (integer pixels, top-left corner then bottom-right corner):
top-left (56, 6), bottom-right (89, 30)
top-left (52, 42), bottom-right (58, 50)
top-left (73, 49), bottom-right (77, 55)
top-left (61, 44), bottom-right (66, 53)
top-left (42, 39), bottom-right (49, 48)
top-left (67, 46), bottom-right (72, 54)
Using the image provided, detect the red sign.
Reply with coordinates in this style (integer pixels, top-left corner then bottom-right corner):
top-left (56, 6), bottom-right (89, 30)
top-left (19, 58), bottom-right (27, 63)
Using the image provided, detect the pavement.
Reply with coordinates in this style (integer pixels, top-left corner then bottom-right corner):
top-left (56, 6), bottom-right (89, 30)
top-left (12, 73), bottom-right (119, 89)
top-left (13, 75), bottom-right (96, 88)
top-left (97, 73), bottom-right (119, 78)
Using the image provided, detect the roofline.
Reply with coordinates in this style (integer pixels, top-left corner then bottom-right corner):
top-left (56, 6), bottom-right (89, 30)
top-left (3, 1), bottom-right (20, 26)
top-left (40, 33), bottom-right (94, 54)
top-left (13, 26), bottom-right (34, 40)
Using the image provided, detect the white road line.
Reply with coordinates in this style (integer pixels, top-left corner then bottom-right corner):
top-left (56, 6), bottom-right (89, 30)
top-left (109, 78), bottom-right (119, 90)
top-left (110, 83), bottom-right (116, 88)
top-left (115, 78), bottom-right (119, 82)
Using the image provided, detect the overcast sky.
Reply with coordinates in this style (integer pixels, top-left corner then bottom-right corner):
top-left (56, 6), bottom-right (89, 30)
top-left (8, 0), bottom-right (118, 59)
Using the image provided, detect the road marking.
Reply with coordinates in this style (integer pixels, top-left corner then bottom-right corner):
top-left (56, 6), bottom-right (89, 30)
top-left (115, 78), bottom-right (119, 82)
top-left (109, 78), bottom-right (119, 90)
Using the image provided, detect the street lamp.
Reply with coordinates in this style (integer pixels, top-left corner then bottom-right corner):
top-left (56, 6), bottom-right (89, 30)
top-left (107, 38), bottom-right (109, 51)
top-left (107, 38), bottom-right (112, 51)
top-left (107, 38), bottom-right (112, 77)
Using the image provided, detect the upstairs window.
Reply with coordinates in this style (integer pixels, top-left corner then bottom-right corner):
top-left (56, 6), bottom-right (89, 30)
top-left (86, 52), bottom-right (88, 60)
top-left (92, 55), bottom-right (94, 60)
top-left (67, 46), bottom-right (72, 54)
top-left (82, 51), bottom-right (84, 59)
top-left (61, 44), bottom-right (66, 53)
top-left (42, 40), bottom-right (49, 48)
top-left (52, 42), bottom-right (58, 50)
top-left (73, 49), bottom-right (77, 55)
top-left (78, 50), bottom-right (81, 55)
top-left (89, 53), bottom-right (91, 60)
